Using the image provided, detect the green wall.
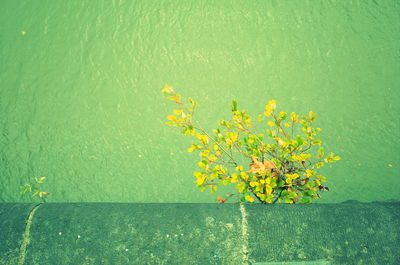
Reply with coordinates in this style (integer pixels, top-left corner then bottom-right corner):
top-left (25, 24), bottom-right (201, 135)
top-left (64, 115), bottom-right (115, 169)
top-left (0, 0), bottom-right (399, 202)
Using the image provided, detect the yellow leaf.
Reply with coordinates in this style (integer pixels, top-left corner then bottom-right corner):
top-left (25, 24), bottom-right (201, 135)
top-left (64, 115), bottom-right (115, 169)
top-left (187, 145), bottom-right (196, 152)
top-left (200, 150), bottom-right (210, 157)
top-left (194, 172), bottom-right (202, 178)
top-left (264, 110), bottom-right (272, 117)
top-left (230, 174), bottom-right (238, 183)
top-left (194, 172), bottom-right (206, 186)
top-left (196, 133), bottom-right (209, 145)
top-left (167, 94), bottom-right (182, 103)
top-left (228, 132), bottom-right (238, 142)
top-left (250, 181), bottom-right (258, 187)
top-left (267, 100), bottom-right (277, 110)
top-left (245, 195), bottom-right (255, 202)
top-left (161, 84), bottom-right (174, 93)
top-left (266, 185), bottom-right (273, 194)
top-left (236, 183), bottom-right (246, 192)
top-left (235, 165), bottom-right (243, 171)
top-left (208, 155), bottom-right (217, 162)
top-left (292, 154), bottom-right (311, 162)
top-left (167, 115), bottom-right (177, 122)
top-left (290, 112), bottom-right (299, 123)
top-left (239, 172), bottom-right (249, 181)
top-left (305, 170), bottom-right (316, 178)
top-left (286, 173), bottom-right (299, 179)
top-left (197, 161), bottom-right (207, 169)
top-left (173, 109), bottom-right (183, 116)
top-left (39, 191), bottom-right (49, 198)
top-left (278, 139), bottom-right (289, 148)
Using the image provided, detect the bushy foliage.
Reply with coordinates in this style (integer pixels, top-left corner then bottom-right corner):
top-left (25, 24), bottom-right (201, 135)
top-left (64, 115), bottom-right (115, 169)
top-left (162, 85), bottom-right (340, 204)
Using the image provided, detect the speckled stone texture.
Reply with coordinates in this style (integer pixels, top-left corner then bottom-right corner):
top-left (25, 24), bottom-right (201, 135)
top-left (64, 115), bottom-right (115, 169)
top-left (0, 203), bottom-right (39, 265)
top-left (1, 201), bottom-right (399, 265)
top-left (246, 201), bottom-right (400, 265)
top-left (25, 203), bottom-right (243, 265)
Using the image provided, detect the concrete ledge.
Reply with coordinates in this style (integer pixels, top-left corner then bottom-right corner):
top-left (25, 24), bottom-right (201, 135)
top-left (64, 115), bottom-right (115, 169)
top-left (0, 202), bottom-right (399, 265)
top-left (0, 203), bottom-right (39, 265)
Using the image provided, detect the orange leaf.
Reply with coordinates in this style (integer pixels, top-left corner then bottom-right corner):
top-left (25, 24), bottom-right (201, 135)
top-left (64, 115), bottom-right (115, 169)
top-left (263, 159), bottom-right (276, 170)
top-left (248, 156), bottom-right (276, 174)
top-left (248, 155), bottom-right (265, 174)
top-left (217, 196), bottom-right (227, 203)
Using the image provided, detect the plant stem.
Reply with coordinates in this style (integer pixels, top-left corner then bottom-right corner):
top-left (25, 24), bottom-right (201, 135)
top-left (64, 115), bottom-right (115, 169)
top-left (193, 125), bottom-right (238, 166)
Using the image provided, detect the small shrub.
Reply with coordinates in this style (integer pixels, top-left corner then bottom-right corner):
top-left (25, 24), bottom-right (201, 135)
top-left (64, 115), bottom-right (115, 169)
top-left (162, 85), bottom-right (340, 204)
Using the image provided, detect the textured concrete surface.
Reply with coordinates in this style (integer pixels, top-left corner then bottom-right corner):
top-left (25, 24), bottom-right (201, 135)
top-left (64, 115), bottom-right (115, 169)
top-left (0, 203), bottom-right (39, 265)
top-left (26, 203), bottom-right (244, 265)
top-left (0, 202), bottom-right (399, 265)
top-left (1, 0), bottom-right (400, 204)
top-left (246, 201), bottom-right (400, 265)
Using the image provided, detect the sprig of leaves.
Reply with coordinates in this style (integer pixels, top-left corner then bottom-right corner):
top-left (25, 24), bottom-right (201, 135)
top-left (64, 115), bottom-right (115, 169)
top-left (20, 177), bottom-right (49, 202)
top-left (162, 84), bottom-right (340, 204)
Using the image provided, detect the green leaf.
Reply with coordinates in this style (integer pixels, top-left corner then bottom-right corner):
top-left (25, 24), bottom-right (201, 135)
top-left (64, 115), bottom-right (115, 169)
top-left (35, 177), bottom-right (46, 184)
top-left (270, 178), bottom-right (277, 188)
top-left (20, 184), bottom-right (31, 194)
top-left (266, 129), bottom-right (273, 138)
top-left (301, 197), bottom-right (312, 204)
top-left (306, 190), bottom-right (314, 196)
top-left (319, 176), bottom-right (327, 182)
top-left (277, 179), bottom-right (285, 187)
top-left (296, 135), bottom-right (303, 146)
top-left (277, 111), bottom-right (287, 121)
top-left (318, 147), bottom-right (325, 157)
top-left (231, 100), bottom-right (238, 112)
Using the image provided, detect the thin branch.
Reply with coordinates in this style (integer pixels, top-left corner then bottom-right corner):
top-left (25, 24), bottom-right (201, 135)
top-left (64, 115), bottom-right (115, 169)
top-left (192, 126), bottom-right (238, 166)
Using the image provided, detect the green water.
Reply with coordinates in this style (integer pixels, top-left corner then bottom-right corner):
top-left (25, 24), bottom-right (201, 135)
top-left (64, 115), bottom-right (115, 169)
top-left (0, 0), bottom-right (399, 203)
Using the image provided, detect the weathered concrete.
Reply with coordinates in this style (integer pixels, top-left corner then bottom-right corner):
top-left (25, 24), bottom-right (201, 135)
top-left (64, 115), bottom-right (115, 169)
top-left (0, 203), bottom-right (39, 265)
top-left (25, 203), bottom-right (244, 265)
top-left (0, 202), bottom-right (399, 265)
top-left (246, 201), bottom-right (400, 265)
